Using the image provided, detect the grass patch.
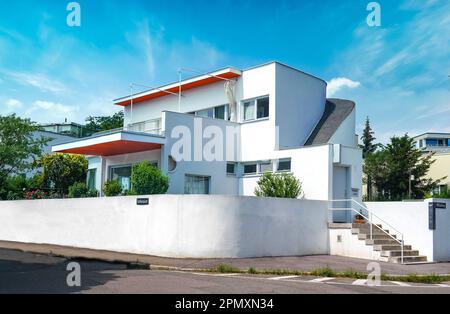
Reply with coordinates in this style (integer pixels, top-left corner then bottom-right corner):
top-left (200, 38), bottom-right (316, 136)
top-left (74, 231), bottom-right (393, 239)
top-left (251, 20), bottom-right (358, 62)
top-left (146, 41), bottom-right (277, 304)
top-left (213, 264), bottom-right (242, 273)
top-left (206, 265), bottom-right (450, 284)
top-left (310, 266), bottom-right (335, 277)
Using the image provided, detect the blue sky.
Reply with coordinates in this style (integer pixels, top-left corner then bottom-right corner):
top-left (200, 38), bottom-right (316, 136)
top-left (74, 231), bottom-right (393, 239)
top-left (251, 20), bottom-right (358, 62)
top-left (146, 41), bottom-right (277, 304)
top-left (0, 0), bottom-right (449, 142)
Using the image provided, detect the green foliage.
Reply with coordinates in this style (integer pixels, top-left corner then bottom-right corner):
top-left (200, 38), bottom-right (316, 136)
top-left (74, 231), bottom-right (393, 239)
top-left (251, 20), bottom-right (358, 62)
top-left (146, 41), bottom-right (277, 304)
top-left (131, 161), bottom-right (169, 195)
top-left (359, 117), bottom-right (379, 159)
top-left (359, 117), bottom-right (379, 200)
top-left (0, 115), bottom-right (49, 190)
top-left (425, 185), bottom-right (450, 199)
top-left (103, 180), bottom-right (122, 197)
top-left (364, 134), bottom-right (442, 200)
top-left (84, 111), bottom-right (124, 136)
top-left (68, 182), bottom-right (98, 198)
top-left (39, 154), bottom-right (88, 195)
top-left (254, 172), bottom-right (303, 198)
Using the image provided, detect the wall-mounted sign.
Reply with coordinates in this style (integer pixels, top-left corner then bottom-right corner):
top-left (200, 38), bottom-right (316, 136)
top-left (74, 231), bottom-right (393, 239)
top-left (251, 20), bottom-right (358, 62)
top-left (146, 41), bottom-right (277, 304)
top-left (434, 202), bottom-right (447, 209)
top-left (136, 198), bottom-right (150, 206)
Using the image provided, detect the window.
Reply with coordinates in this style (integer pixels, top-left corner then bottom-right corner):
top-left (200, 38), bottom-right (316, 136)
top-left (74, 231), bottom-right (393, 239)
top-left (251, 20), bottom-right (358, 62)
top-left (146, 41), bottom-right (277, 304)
top-left (196, 108), bottom-right (214, 118)
top-left (259, 161), bottom-right (272, 173)
top-left (184, 175), bottom-right (210, 194)
top-left (110, 165), bottom-right (132, 191)
top-left (241, 96), bottom-right (269, 121)
top-left (243, 163), bottom-right (257, 175)
top-left (190, 105), bottom-right (229, 120)
top-left (256, 97), bottom-right (269, 119)
top-left (277, 159), bottom-right (291, 172)
top-left (243, 100), bottom-right (255, 121)
top-left (226, 163), bottom-right (236, 175)
top-left (87, 169), bottom-right (96, 190)
top-left (214, 105), bottom-right (226, 120)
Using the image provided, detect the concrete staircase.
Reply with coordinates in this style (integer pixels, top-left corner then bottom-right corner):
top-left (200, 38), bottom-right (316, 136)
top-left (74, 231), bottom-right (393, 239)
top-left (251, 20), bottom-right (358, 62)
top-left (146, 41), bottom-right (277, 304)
top-left (351, 223), bottom-right (427, 264)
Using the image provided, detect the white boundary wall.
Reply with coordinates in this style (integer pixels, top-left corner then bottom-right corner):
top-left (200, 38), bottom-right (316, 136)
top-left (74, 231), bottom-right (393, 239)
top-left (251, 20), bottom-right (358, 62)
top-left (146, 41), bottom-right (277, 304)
top-left (366, 199), bottom-right (450, 262)
top-left (0, 195), bottom-right (329, 258)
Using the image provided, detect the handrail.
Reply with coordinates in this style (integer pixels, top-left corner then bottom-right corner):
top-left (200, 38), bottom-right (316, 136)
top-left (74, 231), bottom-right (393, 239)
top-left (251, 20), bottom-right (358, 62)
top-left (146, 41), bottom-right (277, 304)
top-left (329, 199), bottom-right (404, 264)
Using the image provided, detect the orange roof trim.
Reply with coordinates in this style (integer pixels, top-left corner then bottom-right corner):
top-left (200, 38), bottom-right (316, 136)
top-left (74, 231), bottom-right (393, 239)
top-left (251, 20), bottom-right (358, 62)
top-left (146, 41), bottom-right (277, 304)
top-left (57, 140), bottom-right (162, 156)
top-left (114, 68), bottom-right (241, 106)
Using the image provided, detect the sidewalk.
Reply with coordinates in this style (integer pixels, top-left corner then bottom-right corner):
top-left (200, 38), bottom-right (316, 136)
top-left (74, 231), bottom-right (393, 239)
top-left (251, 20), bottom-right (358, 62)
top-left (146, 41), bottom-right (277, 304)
top-left (1, 240), bottom-right (450, 276)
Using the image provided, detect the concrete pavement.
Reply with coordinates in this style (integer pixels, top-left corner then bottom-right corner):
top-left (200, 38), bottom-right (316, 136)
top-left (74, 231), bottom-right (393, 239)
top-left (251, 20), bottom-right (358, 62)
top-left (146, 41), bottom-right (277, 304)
top-left (2, 240), bottom-right (450, 276)
top-left (1, 248), bottom-right (450, 294)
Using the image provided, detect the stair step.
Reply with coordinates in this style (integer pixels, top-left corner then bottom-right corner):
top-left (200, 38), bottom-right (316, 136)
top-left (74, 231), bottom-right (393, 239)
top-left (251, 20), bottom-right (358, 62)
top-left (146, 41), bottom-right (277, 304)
top-left (373, 244), bottom-right (412, 251)
top-left (358, 234), bottom-right (397, 240)
top-left (389, 255), bottom-right (427, 263)
top-left (366, 239), bottom-right (400, 245)
top-left (353, 229), bottom-right (391, 236)
top-left (381, 250), bottom-right (419, 257)
top-left (352, 223), bottom-right (382, 228)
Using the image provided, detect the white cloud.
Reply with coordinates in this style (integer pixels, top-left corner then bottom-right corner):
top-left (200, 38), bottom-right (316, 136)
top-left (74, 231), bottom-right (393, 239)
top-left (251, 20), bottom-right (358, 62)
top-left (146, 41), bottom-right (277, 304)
top-left (327, 77), bottom-right (361, 97)
top-left (25, 100), bottom-right (79, 123)
top-left (32, 100), bottom-right (77, 113)
top-left (5, 99), bottom-right (22, 109)
top-left (4, 71), bottom-right (67, 94)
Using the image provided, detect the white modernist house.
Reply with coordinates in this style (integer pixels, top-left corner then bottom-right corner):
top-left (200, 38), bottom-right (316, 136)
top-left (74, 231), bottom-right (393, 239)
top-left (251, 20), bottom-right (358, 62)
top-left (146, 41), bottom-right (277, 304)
top-left (52, 62), bottom-right (362, 205)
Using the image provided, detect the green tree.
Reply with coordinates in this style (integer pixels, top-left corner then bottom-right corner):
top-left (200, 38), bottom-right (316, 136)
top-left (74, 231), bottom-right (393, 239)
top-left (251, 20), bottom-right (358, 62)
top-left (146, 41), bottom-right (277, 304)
top-left (359, 117), bottom-right (379, 200)
top-left (359, 117), bottom-right (378, 158)
top-left (131, 161), bottom-right (169, 195)
top-left (0, 115), bottom-right (49, 189)
top-left (39, 153), bottom-right (88, 195)
top-left (84, 111), bottom-right (124, 136)
top-left (364, 134), bottom-right (442, 200)
top-left (254, 172), bottom-right (303, 199)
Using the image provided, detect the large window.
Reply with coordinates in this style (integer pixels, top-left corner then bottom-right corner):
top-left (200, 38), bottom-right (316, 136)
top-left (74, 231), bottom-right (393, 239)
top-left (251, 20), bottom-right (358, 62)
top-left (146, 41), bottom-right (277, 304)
top-left (241, 96), bottom-right (269, 122)
top-left (110, 165), bottom-right (132, 191)
top-left (184, 175), bottom-right (210, 194)
top-left (188, 104), bottom-right (229, 120)
top-left (426, 138), bottom-right (445, 147)
top-left (87, 169), bottom-right (96, 190)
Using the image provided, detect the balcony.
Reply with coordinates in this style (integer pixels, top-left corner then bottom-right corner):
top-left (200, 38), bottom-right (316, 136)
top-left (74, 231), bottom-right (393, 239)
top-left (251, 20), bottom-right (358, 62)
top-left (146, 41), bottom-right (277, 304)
top-left (93, 118), bottom-right (164, 137)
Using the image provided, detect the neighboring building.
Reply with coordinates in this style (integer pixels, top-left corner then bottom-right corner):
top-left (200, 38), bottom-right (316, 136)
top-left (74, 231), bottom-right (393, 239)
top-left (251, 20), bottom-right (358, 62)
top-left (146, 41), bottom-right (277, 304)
top-left (52, 62), bottom-right (362, 208)
top-left (41, 122), bottom-right (87, 138)
top-left (413, 132), bottom-right (450, 194)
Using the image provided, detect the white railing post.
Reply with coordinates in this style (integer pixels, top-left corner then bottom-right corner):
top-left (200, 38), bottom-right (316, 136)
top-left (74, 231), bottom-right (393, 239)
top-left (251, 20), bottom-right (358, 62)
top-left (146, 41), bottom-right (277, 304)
top-left (370, 212), bottom-right (373, 240)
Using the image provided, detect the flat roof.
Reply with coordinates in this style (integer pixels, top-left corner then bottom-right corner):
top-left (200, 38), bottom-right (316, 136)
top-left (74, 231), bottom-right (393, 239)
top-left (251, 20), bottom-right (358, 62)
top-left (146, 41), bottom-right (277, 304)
top-left (413, 132), bottom-right (450, 139)
top-left (114, 67), bottom-right (242, 106)
top-left (52, 131), bottom-right (165, 156)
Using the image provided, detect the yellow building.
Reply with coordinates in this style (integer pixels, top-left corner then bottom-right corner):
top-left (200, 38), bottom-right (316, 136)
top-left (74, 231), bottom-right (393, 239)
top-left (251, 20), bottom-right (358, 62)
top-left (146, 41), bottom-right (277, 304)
top-left (413, 133), bottom-right (450, 194)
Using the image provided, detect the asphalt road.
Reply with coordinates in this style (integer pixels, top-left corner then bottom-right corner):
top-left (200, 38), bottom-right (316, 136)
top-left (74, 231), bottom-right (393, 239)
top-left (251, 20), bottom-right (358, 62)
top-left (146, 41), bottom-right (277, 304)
top-left (1, 249), bottom-right (450, 294)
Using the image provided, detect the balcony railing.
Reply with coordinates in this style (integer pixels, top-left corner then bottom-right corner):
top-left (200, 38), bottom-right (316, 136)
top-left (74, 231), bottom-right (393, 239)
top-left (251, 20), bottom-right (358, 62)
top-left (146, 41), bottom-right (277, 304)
top-left (92, 118), bottom-right (164, 137)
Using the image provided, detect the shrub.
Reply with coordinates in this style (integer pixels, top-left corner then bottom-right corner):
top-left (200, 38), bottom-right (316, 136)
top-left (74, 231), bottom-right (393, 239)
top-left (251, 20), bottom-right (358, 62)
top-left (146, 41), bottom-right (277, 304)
top-left (25, 189), bottom-right (48, 200)
top-left (39, 153), bottom-right (88, 195)
top-left (103, 180), bottom-right (122, 197)
top-left (68, 182), bottom-right (99, 198)
top-left (131, 161), bottom-right (169, 195)
top-left (254, 172), bottom-right (303, 198)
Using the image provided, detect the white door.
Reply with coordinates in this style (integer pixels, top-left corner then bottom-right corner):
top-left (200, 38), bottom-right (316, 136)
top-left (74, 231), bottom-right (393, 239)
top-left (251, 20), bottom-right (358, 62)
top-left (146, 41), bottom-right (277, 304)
top-left (333, 166), bottom-right (350, 223)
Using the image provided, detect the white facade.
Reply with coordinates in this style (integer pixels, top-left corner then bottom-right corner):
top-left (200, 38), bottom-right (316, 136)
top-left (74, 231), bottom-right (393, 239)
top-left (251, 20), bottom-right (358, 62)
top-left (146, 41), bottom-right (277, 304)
top-left (53, 62), bottom-right (362, 200)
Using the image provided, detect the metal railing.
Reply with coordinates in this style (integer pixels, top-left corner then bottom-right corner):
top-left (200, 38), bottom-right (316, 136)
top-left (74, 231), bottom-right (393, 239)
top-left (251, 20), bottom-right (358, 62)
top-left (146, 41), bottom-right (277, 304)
top-left (329, 199), bottom-right (404, 264)
top-left (91, 118), bottom-right (164, 137)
